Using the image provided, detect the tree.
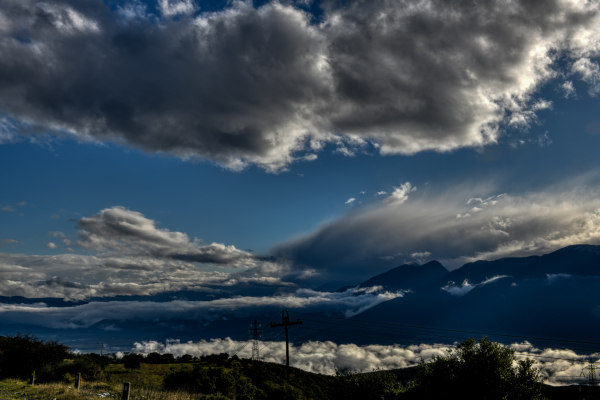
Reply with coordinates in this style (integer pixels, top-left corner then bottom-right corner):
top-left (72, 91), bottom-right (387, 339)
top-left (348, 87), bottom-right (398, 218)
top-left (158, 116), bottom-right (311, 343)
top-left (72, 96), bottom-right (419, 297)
top-left (122, 353), bottom-right (144, 371)
top-left (0, 333), bottom-right (70, 379)
top-left (413, 337), bottom-right (546, 400)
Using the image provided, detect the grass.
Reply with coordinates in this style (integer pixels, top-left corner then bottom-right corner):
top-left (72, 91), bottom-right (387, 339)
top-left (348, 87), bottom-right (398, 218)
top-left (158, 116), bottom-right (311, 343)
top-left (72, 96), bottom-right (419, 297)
top-left (0, 363), bottom-right (228, 400)
top-left (0, 378), bottom-right (219, 400)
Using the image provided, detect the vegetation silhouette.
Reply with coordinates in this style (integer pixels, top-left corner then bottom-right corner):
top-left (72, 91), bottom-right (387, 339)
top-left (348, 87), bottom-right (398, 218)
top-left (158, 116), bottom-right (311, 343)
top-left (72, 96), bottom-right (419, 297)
top-left (0, 333), bottom-right (549, 399)
top-left (412, 337), bottom-right (546, 400)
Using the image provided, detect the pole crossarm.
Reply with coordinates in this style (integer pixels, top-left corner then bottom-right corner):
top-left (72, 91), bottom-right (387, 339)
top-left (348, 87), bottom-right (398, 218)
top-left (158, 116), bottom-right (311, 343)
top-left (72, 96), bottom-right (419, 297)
top-left (270, 310), bottom-right (303, 380)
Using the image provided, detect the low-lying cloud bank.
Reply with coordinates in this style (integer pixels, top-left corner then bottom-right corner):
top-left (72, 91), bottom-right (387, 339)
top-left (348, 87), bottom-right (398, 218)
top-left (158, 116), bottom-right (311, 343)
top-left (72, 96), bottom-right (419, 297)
top-left (0, 286), bottom-right (403, 329)
top-left (129, 338), bottom-right (595, 385)
top-left (1, 0), bottom-right (600, 170)
top-left (277, 178), bottom-right (600, 279)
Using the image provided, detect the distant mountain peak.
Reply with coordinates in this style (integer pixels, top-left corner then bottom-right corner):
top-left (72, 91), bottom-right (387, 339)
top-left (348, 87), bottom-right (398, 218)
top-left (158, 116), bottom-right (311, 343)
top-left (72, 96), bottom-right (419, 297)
top-left (339, 260), bottom-right (448, 292)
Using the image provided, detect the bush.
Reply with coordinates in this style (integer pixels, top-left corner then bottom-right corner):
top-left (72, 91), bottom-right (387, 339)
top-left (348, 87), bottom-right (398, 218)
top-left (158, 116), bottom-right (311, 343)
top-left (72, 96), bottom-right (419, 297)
top-left (163, 364), bottom-right (257, 398)
top-left (329, 369), bottom-right (405, 400)
top-left (145, 352), bottom-right (174, 364)
top-left (122, 353), bottom-right (144, 371)
top-left (0, 333), bottom-right (70, 379)
top-left (412, 337), bottom-right (546, 400)
top-left (38, 354), bottom-right (109, 382)
top-left (199, 353), bottom-right (230, 366)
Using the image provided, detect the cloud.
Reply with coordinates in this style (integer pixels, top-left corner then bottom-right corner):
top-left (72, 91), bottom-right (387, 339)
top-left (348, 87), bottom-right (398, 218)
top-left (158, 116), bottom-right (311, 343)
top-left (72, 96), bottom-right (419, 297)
top-left (0, 239), bottom-right (20, 248)
top-left (376, 191), bottom-right (387, 196)
top-left (345, 198), bottom-right (356, 204)
top-left (274, 177), bottom-right (600, 280)
top-left (0, 286), bottom-right (403, 329)
top-left (442, 275), bottom-right (509, 296)
top-left (129, 338), bottom-right (592, 385)
top-left (158, 0), bottom-right (196, 17)
top-left (384, 183), bottom-right (416, 205)
top-left (571, 58), bottom-right (600, 96)
top-left (1, 0), bottom-right (600, 170)
top-left (0, 206), bottom-right (289, 300)
top-left (77, 206), bottom-right (257, 267)
top-left (1, 205), bottom-right (15, 212)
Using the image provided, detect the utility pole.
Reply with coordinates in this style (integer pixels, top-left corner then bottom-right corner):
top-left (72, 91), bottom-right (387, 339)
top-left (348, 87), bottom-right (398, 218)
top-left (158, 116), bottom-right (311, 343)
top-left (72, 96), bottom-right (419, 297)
top-left (581, 358), bottom-right (599, 386)
top-left (101, 342), bottom-right (104, 357)
top-left (270, 310), bottom-right (302, 380)
top-left (250, 319), bottom-right (261, 360)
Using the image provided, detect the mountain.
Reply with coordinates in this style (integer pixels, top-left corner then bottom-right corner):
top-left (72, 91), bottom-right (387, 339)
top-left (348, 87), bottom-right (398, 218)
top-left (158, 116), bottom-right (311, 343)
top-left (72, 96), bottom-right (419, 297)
top-left (336, 261), bottom-right (449, 292)
top-left (444, 244), bottom-right (600, 285)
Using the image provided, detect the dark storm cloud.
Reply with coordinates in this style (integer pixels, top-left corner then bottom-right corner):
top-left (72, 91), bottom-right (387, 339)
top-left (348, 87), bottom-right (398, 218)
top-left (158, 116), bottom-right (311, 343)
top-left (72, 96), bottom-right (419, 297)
top-left (1, 0), bottom-right (599, 170)
top-left (274, 180), bottom-right (600, 280)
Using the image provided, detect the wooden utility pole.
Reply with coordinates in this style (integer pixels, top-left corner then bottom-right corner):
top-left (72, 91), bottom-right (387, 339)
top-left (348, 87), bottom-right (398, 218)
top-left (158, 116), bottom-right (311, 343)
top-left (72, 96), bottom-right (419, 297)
top-left (270, 310), bottom-right (302, 380)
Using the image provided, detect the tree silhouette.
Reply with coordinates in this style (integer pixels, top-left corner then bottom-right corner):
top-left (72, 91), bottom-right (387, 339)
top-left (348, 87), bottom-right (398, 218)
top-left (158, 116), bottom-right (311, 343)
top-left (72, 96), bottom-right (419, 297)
top-left (413, 337), bottom-right (545, 400)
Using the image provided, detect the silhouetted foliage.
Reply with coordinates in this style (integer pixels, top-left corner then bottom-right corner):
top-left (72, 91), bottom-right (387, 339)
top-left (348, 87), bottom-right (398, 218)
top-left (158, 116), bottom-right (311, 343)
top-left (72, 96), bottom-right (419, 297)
top-left (122, 353), bottom-right (144, 371)
top-left (164, 364), bottom-right (258, 399)
top-left (412, 337), bottom-right (546, 400)
top-left (0, 333), bottom-right (70, 379)
top-left (145, 352), bottom-right (175, 364)
top-left (178, 354), bottom-right (194, 362)
top-left (38, 353), bottom-right (110, 382)
top-left (199, 353), bottom-right (229, 366)
top-left (330, 369), bottom-right (406, 400)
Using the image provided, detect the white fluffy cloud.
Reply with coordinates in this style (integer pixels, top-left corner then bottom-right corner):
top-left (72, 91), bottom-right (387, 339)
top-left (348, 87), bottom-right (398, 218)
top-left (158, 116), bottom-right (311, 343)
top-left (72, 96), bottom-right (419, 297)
top-left (384, 183), bottom-right (416, 205)
top-left (1, 0), bottom-right (600, 170)
top-left (130, 338), bottom-right (592, 385)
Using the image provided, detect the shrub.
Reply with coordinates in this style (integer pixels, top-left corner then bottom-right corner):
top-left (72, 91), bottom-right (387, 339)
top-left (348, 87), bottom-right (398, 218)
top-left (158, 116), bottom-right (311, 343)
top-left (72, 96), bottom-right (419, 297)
top-left (329, 369), bottom-right (404, 400)
top-left (122, 353), bottom-right (144, 371)
top-left (0, 333), bottom-right (70, 379)
top-left (163, 364), bottom-right (257, 398)
top-left (145, 352), bottom-right (174, 364)
top-left (412, 337), bottom-right (546, 400)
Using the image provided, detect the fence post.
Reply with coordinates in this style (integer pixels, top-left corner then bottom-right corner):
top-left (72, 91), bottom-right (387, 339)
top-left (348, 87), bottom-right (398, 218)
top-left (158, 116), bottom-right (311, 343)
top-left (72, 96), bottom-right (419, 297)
top-left (75, 373), bottom-right (81, 390)
top-left (122, 382), bottom-right (130, 400)
top-left (30, 371), bottom-right (35, 385)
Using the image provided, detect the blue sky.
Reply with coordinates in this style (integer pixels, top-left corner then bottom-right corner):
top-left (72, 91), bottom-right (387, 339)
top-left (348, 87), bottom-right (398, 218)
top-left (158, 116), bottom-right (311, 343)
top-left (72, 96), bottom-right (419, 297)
top-left (2, 0), bottom-right (600, 303)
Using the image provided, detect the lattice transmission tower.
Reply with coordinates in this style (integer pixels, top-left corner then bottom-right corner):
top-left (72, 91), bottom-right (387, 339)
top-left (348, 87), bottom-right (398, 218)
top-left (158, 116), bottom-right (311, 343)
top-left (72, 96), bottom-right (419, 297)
top-left (581, 358), bottom-right (599, 386)
top-left (250, 319), bottom-right (261, 360)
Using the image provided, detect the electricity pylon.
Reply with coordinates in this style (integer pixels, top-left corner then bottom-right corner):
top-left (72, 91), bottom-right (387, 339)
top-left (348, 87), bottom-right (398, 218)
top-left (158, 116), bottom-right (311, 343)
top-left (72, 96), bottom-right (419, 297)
top-left (250, 319), bottom-right (261, 360)
top-left (581, 358), bottom-right (599, 386)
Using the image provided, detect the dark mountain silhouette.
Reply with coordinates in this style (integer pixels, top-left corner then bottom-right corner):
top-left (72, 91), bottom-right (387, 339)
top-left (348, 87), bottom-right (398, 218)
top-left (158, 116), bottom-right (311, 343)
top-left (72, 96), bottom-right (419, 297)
top-left (336, 261), bottom-right (449, 292)
top-left (443, 244), bottom-right (600, 285)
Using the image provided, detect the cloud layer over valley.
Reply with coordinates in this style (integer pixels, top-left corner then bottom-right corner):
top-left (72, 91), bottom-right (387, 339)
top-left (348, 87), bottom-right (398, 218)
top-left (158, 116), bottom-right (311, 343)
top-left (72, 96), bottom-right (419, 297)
top-left (131, 338), bottom-right (596, 385)
top-left (1, 0), bottom-right (600, 170)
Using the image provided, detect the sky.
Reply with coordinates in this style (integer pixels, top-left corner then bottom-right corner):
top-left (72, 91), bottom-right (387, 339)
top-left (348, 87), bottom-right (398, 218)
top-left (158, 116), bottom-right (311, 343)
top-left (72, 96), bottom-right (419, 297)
top-left (2, 0), bottom-right (600, 307)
